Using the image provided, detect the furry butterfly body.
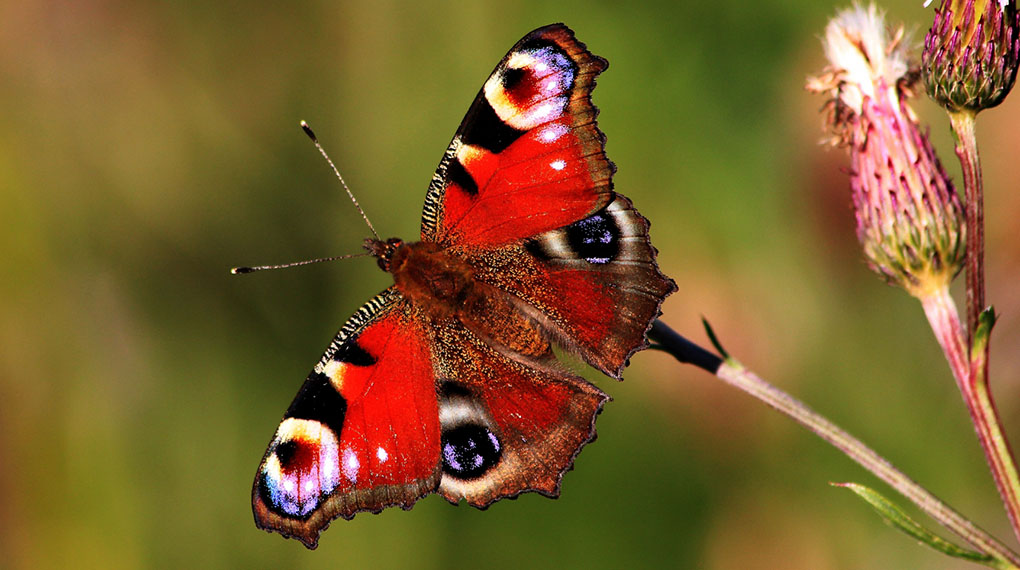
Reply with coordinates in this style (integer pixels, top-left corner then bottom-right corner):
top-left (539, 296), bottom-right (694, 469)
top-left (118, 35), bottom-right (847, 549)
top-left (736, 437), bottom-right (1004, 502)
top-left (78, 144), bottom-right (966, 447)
top-left (252, 23), bottom-right (675, 549)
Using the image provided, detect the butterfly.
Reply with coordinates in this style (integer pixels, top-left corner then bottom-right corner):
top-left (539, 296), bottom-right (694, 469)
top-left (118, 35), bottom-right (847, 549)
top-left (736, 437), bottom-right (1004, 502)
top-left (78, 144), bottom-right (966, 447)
top-left (251, 23), bottom-right (676, 549)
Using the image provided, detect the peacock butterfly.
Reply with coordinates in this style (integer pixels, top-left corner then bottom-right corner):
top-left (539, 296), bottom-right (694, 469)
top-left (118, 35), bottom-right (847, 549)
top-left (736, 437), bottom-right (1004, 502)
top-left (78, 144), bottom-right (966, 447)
top-left (250, 23), bottom-right (676, 549)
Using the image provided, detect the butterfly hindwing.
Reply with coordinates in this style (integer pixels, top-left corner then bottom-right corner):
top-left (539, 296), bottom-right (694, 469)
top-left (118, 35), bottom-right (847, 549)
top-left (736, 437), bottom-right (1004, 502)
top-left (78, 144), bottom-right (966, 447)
top-left (253, 288), bottom-right (441, 549)
top-left (429, 317), bottom-right (609, 506)
top-left (422, 24), bottom-right (613, 248)
top-left (462, 193), bottom-right (676, 377)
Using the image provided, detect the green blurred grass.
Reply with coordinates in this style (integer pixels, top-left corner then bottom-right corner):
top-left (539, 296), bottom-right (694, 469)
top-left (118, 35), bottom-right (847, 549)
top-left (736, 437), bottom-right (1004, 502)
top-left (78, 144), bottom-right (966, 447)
top-left (2, 1), bottom-right (1020, 568)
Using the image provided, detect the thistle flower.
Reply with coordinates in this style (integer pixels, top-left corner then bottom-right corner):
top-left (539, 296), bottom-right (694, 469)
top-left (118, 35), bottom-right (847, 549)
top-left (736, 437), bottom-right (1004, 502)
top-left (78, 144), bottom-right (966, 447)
top-left (807, 5), bottom-right (965, 299)
top-left (923, 0), bottom-right (1020, 113)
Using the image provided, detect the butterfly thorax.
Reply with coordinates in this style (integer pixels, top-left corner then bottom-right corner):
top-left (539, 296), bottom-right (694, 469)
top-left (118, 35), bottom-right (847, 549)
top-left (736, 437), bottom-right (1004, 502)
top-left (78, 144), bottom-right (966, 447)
top-left (366, 237), bottom-right (477, 322)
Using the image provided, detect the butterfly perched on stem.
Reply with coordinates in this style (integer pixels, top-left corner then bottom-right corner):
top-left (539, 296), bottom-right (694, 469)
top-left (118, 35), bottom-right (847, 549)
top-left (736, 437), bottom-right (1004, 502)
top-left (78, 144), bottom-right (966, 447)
top-left (250, 23), bottom-right (676, 549)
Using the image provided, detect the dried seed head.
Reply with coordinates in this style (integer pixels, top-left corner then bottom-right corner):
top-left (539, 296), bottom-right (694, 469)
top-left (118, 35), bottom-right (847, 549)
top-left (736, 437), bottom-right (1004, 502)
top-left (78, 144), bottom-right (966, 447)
top-left (808, 5), bottom-right (966, 298)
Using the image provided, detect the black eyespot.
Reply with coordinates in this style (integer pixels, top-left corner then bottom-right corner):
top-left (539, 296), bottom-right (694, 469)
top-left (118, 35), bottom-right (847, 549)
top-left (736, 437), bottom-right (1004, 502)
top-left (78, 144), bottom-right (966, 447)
top-left (565, 212), bottom-right (620, 264)
top-left (441, 424), bottom-right (502, 480)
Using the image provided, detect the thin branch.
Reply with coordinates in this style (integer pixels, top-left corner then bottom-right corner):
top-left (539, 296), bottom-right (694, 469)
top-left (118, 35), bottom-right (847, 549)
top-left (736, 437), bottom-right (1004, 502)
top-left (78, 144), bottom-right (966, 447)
top-left (648, 319), bottom-right (1020, 567)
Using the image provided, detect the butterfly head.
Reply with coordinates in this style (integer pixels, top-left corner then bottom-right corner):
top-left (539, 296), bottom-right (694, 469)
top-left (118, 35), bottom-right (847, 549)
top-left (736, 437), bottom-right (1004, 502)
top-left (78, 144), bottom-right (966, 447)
top-left (364, 237), bottom-right (405, 271)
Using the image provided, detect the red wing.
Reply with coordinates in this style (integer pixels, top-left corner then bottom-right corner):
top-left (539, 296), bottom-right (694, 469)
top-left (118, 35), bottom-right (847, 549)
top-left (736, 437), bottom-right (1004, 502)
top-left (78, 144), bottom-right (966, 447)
top-left (428, 319), bottom-right (609, 506)
top-left (455, 194), bottom-right (677, 378)
top-left (420, 24), bottom-right (613, 248)
top-left (252, 288), bottom-right (441, 549)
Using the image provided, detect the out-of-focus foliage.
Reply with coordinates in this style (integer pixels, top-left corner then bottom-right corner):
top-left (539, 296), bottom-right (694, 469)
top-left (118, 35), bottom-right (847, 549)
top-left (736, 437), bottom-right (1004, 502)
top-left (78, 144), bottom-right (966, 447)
top-left (2, 1), bottom-right (1019, 568)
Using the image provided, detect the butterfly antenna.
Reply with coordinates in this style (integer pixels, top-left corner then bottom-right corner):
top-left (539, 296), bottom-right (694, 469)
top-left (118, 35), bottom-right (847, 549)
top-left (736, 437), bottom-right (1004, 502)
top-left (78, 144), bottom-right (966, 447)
top-left (300, 120), bottom-right (381, 241)
top-left (231, 252), bottom-right (371, 275)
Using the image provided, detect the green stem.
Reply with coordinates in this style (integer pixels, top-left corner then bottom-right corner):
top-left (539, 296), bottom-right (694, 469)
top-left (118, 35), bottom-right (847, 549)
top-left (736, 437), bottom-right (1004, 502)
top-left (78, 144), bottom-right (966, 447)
top-left (921, 288), bottom-right (1020, 546)
top-left (943, 108), bottom-right (1020, 543)
top-left (949, 110), bottom-right (984, 343)
top-left (970, 348), bottom-right (1020, 548)
top-left (649, 320), bottom-right (1020, 567)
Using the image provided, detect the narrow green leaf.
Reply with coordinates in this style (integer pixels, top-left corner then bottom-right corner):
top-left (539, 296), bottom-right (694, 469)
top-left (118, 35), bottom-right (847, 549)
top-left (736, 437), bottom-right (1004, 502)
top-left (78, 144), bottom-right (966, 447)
top-left (700, 317), bottom-right (729, 360)
top-left (973, 306), bottom-right (998, 353)
top-left (833, 482), bottom-right (1010, 569)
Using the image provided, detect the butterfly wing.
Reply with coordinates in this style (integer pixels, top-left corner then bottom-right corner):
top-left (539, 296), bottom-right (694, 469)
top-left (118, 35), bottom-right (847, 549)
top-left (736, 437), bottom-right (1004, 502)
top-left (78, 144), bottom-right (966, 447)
top-left (252, 289), bottom-right (441, 549)
top-left (464, 193), bottom-right (675, 377)
top-left (421, 23), bottom-right (675, 377)
top-left (430, 319), bottom-right (609, 507)
top-left (421, 24), bottom-right (613, 248)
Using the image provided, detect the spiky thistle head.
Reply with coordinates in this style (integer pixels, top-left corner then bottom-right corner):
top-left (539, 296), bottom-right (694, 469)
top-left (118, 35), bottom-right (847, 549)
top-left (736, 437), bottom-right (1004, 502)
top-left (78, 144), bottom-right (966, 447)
top-left (922, 0), bottom-right (1020, 113)
top-left (807, 4), bottom-right (966, 299)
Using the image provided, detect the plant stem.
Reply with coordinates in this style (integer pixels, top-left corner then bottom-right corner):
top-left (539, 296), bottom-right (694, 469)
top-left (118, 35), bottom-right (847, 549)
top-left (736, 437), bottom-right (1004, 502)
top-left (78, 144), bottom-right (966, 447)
top-left (949, 109), bottom-right (984, 343)
top-left (920, 287), bottom-right (970, 384)
top-left (971, 348), bottom-right (1020, 547)
top-left (648, 320), bottom-right (1020, 566)
top-left (944, 108), bottom-right (1020, 545)
top-left (921, 289), bottom-right (1020, 545)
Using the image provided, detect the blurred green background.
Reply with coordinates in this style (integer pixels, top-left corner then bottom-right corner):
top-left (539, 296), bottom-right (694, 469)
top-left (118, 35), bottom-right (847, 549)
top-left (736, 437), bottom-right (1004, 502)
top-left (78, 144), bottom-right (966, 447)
top-left (3, 1), bottom-right (1020, 568)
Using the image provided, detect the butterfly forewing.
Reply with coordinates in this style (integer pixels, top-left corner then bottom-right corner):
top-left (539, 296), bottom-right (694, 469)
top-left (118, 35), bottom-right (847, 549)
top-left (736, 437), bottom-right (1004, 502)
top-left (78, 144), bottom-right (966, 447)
top-left (253, 289), bottom-right (441, 549)
top-left (421, 24), bottom-right (613, 247)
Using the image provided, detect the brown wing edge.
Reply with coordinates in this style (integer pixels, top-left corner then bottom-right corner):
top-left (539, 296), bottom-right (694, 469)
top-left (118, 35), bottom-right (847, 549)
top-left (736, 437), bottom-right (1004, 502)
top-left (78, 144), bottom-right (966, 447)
top-left (605, 195), bottom-right (677, 379)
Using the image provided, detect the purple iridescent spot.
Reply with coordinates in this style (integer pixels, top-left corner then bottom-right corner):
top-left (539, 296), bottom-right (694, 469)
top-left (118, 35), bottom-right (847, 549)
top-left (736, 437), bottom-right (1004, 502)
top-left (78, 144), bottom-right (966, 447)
top-left (525, 46), bottom-right (574, 89)
top-left (441, 424), bottom-right (502, 480)
top-left (260, 419), bottom-right (341, 517)
top-left (566, 213), bottom-right (619, 264)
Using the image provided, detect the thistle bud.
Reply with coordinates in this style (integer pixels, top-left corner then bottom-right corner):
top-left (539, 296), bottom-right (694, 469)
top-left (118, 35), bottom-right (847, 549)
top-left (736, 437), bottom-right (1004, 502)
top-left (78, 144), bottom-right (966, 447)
top-left (922, 0), bottom-right (1020, 112)
top-left (807, 5), bottom-right (965, 298)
